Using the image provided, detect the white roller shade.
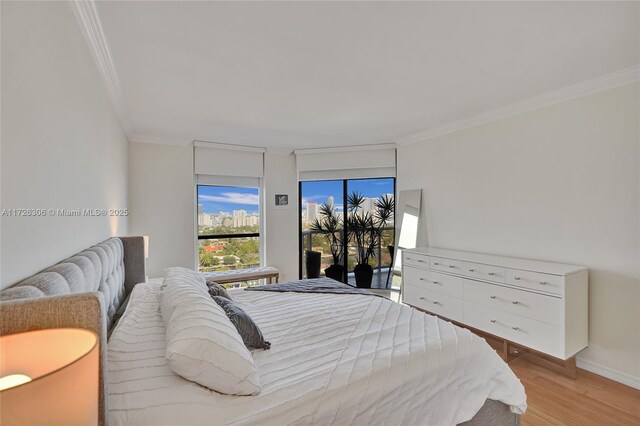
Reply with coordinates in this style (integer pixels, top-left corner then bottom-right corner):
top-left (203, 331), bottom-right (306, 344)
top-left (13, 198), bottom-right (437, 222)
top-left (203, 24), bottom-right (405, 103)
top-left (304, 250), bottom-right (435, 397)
top-left (295, 144), bottom-right (396, 181)
top-left (194, 141), bottom-right (265, 178)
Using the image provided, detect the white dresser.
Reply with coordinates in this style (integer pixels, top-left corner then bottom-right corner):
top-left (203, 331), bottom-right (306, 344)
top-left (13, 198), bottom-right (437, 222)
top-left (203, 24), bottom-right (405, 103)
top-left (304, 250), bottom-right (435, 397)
top-left (401, 247), bottom-right (588, 361)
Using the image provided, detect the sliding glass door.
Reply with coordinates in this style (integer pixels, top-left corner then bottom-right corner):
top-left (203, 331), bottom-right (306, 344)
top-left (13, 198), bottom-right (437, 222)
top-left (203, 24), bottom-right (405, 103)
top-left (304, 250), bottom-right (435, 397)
top-left (299, 180), bottom-right (344, 279)
top-left (345, 178), bottom-right (395, 287)
top-left (299, 177), bottom-right (395, 289)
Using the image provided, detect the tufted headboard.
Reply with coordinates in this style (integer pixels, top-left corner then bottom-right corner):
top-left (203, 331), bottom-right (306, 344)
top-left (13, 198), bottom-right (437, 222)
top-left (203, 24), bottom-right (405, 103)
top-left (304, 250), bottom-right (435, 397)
top-left (0, 236), bottom-right (146, 426)
top-left (0, 236), bottom-right (145, 327)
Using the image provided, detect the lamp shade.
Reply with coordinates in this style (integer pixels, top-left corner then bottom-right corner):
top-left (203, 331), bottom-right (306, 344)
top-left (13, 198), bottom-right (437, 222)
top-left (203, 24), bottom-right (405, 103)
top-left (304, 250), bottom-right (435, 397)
top-left (143, 235), bottom-right (149, 259)
top-left (0, 328), bottom-right (99, 425)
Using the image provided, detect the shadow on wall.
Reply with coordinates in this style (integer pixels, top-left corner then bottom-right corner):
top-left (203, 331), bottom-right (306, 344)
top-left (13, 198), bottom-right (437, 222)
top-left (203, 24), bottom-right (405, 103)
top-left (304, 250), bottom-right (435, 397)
top-left (584, 269), bottom-right (640, 374)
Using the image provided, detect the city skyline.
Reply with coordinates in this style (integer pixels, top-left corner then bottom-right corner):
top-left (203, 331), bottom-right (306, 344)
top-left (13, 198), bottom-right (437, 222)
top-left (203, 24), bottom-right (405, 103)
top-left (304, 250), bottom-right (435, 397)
top-left (301, 178), bottom-right (394, 211)
top-left (301, 178), bottom-right (395, 224)
top-left (198, 178), bottom-right (394, 224)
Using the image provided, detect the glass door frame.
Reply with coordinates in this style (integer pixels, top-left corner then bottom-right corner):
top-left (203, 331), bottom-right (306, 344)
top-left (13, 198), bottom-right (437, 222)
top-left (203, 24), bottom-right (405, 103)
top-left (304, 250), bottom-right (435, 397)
top-left (298, 177), bottom-right (396, 284)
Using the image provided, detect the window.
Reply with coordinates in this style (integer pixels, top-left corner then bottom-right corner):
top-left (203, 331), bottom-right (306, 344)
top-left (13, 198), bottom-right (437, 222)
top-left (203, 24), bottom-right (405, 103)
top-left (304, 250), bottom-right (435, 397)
top-left (299, 177), bottom-right (395, 289)
top-left (197, 185), bottom-right (260, 275)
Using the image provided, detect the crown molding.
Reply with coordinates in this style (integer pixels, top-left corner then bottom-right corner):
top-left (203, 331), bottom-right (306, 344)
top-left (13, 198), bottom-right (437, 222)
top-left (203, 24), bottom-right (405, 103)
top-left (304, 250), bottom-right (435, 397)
top-left (69, 0), bottom-right (133, 136)
top-left (265, 147), bottom-right (295, 156)
top-left (194, 141), bottom-right (266, 153)
top-left (294, 143), bottom-right (397, 155)
top-left (396, 65), bottom-right (640, 146)
top-left (129, 133), bottom-right (193, 146)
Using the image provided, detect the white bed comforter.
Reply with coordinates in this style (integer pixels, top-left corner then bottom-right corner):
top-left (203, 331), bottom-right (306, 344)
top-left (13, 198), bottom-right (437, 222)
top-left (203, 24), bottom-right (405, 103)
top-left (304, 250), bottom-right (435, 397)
top-left (108, 283), bottom-right (526, 425)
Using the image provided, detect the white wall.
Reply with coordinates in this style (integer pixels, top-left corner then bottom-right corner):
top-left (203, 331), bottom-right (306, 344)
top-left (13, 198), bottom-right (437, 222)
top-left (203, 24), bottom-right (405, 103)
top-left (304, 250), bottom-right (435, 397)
top-left (397, 83), bottom-right (640, 386)
top-left (128, 142), bottom-right (196, 277)
top-left (264, 153), bottom-right (299, 282)
top-left (128, 144), bottom-right (301, 281)
top-left (0, 2), bottom-right (129, 288)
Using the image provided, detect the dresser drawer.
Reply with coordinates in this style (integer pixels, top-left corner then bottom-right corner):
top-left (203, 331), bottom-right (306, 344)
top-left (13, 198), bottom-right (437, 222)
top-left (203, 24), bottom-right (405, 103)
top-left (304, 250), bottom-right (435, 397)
top-left (404, 266), bottom-right (463, 298)
top-left (463, 302), bottom-right (564, 358)
top-left (462, 261), bottom-right (506, 283)
top-left (462, 279), bottom-right (563, 326)
top-left (403, 252), bottom-right (430, 268)
top-left (403, 284), bottom-right (463, 321)
top-left (430, 256), bottom-right (463, 274)
top-left (506, 269), bottom-right (564, 295)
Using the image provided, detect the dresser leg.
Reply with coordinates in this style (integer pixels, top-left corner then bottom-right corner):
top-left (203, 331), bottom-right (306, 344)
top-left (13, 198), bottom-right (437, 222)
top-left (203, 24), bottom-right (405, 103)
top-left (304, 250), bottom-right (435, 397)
top-left (519, 352), bottom-right (578, 379)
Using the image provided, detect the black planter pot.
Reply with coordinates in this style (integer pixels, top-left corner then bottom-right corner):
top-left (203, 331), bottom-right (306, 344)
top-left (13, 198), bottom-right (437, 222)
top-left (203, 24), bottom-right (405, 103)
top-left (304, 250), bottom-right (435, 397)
top-left (305, 250), bottom-right (322, 279)
top-left (354, 263), bottom-right (373, 288)
top-left (324, 264), bottom-right (345, 282)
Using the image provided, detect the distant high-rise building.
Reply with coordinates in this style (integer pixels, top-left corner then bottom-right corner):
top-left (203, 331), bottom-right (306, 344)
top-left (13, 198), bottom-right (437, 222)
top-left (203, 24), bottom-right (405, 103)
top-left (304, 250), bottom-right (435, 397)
top-left (306, 202), bottom-right (318, 222)
top-left (327, 196), bottom-right (334, 208)
top-left (360, 197), bottom-right (374, 214)
top-left (197, 204), bottom-right (205, 226)
top-left (210, 214), bottom-right (221, 227)
top-left (247, 215), bottom-right (259, 227)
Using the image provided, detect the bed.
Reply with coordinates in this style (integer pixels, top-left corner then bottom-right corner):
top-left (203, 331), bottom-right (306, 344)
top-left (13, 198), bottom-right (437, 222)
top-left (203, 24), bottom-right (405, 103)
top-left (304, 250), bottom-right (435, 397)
top-left (0, 237), bottom-right (526, 425)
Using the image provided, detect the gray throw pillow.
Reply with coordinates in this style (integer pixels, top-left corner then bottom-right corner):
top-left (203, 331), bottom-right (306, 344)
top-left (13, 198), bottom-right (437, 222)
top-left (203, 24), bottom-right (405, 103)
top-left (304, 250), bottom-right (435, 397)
top-left (208, 282), bottom-right (233, 301)
top-left (211, 296), bottom-right (270, 350)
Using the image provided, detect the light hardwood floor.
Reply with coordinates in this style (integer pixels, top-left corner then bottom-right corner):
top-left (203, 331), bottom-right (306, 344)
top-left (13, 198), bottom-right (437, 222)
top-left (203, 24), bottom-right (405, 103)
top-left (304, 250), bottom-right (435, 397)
top-left (508, 357), bottom-right (640, 425)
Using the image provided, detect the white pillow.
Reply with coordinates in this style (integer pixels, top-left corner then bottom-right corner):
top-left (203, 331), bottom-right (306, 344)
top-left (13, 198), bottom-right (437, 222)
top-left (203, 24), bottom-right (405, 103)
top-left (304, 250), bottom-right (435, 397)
top-left (162, 266), bottom-right (207, 288)
top-left (160, 267), bottom-right (208, 320)
top-left (160, 271), bottom-right (261, 395)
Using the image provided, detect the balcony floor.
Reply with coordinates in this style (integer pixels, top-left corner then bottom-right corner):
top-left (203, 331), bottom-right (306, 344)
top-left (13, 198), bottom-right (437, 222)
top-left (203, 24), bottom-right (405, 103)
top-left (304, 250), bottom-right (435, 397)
top-left (346, 268), bottom-right (401, 290)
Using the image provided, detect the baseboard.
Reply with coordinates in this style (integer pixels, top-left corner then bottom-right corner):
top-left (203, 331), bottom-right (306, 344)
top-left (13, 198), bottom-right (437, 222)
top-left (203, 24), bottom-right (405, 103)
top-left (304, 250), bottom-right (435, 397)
top-left (576, 357), bottom-right (640, 390)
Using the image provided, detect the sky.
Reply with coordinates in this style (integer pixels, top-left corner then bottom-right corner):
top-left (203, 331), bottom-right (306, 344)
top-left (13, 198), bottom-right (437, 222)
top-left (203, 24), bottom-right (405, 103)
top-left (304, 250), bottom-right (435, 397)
top-left (301, 178), bottom-right (394, 212)
top-left (198, 185), bottom-right (259, 214)
top-left (198, 178), bottom-right (394, 215)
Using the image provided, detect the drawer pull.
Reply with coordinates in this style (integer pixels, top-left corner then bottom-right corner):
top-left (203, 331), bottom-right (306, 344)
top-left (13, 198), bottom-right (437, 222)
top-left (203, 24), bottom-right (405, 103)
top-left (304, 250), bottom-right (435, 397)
top-left (418, 260), bottom-right (425, 263)
top-left (512, 301), bottom-right (519, 305)
top-left (490, 295), bottom-right (497, 299)
top-left (539, 281), bottom-right (548, 285)
top-left (448, 265), bottom-right (455, 268)
top-left (490, 319), bottom-right (497, 323)
top-left (488, 272), bottom-right (495, 276)
top-left (419, 278), bottom-right (425, 281)
top-left (433, 262), bottom-right (440, 265)
top-left (419, 297), bottom-right (425, 300)
top-left (432, 281), bottom-right (440, 285)
top-left (512, 326), bottom-right (520, 331)
top-left (514, 277), bottom-right (521, 280)
top-left (468, 269), bottom-right (475, 272)
top-left (432, 301), bottom-right (441, 305)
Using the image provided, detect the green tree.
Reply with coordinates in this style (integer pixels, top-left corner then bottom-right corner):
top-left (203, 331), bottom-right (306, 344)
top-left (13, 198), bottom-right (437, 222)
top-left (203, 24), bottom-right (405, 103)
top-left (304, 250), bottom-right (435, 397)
top-left (200, 253), bottom-right (216, 267)
top-left (241, 253), bottom-right (260, 266)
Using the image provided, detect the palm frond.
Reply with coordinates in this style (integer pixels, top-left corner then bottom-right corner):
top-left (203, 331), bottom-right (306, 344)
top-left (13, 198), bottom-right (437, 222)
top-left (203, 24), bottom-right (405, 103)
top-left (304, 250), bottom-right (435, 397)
top-left (345, 193), bottom-right (395, 265)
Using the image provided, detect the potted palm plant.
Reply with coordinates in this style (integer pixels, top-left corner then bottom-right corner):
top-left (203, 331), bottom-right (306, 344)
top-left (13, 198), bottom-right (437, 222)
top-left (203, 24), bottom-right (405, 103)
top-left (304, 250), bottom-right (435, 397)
top-left (346, 192), bottom-right (394, 288)
top-left (309, 202), bottom-right (345, 282)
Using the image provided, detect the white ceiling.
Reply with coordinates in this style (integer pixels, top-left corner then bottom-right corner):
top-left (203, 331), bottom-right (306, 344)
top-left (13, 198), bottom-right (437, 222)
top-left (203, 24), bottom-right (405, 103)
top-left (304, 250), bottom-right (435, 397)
top-left (95, 1), bottom-right (639, 149)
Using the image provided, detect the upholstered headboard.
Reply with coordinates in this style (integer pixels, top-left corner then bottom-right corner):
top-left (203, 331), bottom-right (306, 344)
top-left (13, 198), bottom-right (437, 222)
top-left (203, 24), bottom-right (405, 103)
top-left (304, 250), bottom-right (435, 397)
top-left (0, 237), bottom-right (145, 326)
top-left (0, 236), bottom-right (146, 426)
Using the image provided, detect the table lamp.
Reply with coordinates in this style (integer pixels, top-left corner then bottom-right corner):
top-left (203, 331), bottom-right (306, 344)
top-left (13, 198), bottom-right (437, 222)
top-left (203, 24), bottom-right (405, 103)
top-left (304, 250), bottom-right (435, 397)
top-left (0, 328), bottom-right (99, 425)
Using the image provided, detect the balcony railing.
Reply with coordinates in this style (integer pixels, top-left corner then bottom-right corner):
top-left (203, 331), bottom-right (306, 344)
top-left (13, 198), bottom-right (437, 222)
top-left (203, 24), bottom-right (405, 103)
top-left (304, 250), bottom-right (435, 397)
top-left (301, 226), bottom-right (394, 279)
